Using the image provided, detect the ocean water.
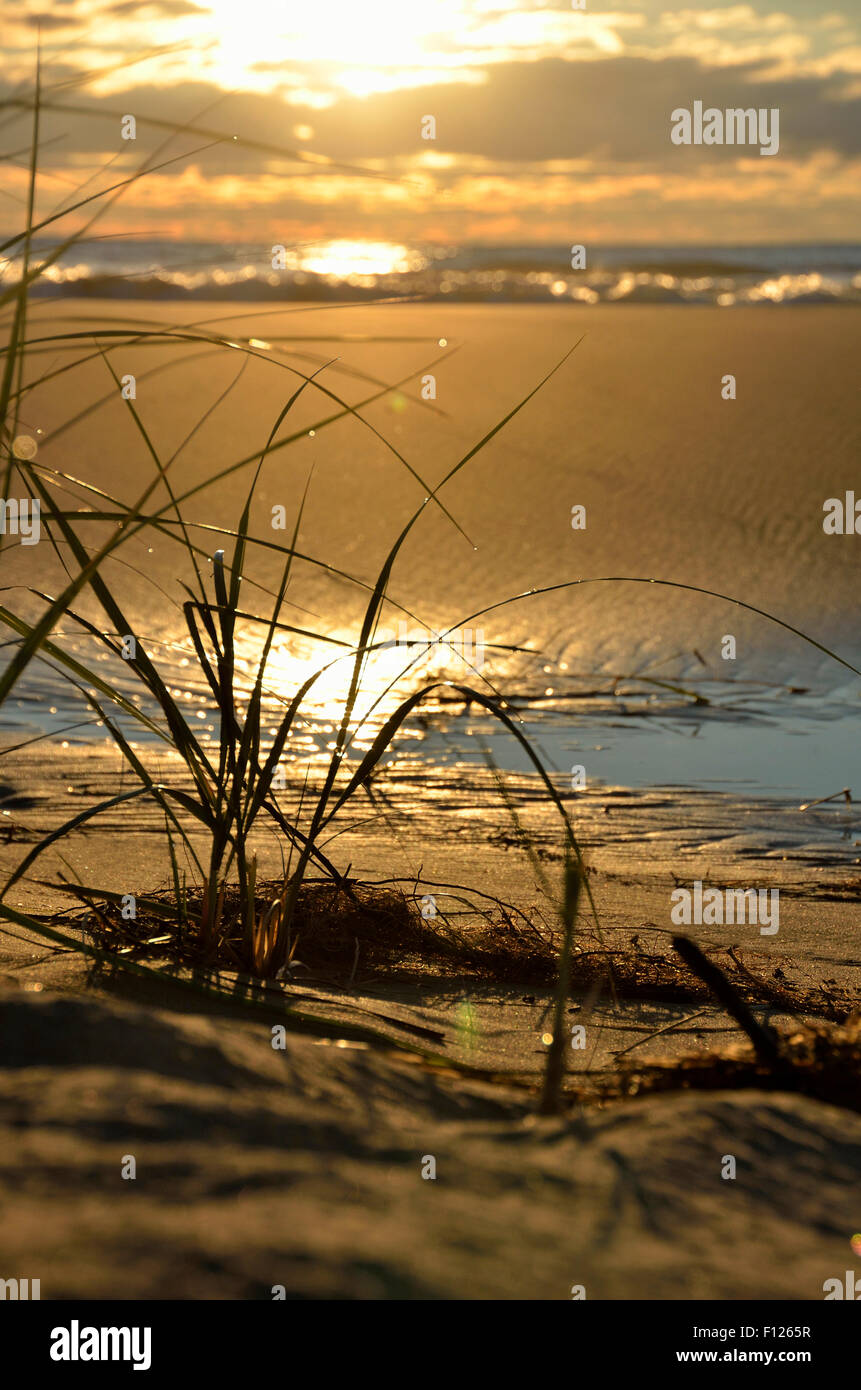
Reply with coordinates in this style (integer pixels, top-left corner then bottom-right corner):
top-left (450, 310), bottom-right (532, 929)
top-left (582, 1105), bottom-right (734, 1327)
top-left (6, 630), bottom-right (861, 808)
top-left (7, 238), bottom-right (861, 307)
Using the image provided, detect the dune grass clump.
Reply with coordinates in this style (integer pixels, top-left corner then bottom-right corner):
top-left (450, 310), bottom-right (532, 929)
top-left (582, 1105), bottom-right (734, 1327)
top-left (0, 341), bottom-right (597, 981)
top-left (54, 874), bottom-right (565, 986)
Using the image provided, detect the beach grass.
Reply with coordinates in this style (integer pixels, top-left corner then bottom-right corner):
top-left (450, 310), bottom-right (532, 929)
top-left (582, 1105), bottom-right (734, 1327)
top-left (0, 54), bottom-right (601, 1107)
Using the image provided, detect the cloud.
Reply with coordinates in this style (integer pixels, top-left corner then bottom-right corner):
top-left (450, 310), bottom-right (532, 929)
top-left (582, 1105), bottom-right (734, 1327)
top-left (3, 52), bottom-right (859, 166)
top-left (105, 0), bottom-right (210, 14)
top-left (0, 46), bottom-right (857, 243)
top-left (281, 56), bottom-right (861, 164)
top-left (18, 11), bottom-right (85, 28)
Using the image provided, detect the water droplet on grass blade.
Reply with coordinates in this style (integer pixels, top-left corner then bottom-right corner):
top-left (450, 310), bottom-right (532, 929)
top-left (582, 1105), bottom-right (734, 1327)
top-left (12, 435), bottom-right (37, 460)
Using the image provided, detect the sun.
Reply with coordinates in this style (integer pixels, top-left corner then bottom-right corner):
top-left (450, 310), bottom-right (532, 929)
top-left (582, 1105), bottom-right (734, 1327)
top-left (205, 0), bottom-right (468, 95)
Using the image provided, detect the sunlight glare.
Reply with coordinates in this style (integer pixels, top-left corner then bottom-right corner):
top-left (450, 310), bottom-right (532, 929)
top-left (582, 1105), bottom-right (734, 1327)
top-left (207, 0), bottom-right (467, 93)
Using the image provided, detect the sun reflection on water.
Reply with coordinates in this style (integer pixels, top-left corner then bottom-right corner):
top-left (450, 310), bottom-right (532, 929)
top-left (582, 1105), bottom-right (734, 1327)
top-left (235, 623), bottom-right (487, 763)
top-left (286, 240), bottom-right (426, 280)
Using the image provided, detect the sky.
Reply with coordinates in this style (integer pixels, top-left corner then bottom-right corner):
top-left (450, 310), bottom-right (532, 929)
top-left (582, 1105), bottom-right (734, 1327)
top-left (1, 0), bottom-right (859, 245)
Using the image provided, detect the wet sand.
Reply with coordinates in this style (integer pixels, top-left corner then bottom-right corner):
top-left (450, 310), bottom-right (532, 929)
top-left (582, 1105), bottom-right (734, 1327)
top-left (8, 300), bottom-right (861, 696)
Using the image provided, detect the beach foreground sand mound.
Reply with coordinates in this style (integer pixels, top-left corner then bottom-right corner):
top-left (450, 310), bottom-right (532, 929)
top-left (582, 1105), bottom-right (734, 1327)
top-left (0, 983), bottom-right (857, 1300)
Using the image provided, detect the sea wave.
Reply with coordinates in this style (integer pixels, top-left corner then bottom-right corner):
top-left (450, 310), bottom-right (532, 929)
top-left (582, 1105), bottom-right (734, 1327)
top-left (4, 240), bottom-right (860, 306)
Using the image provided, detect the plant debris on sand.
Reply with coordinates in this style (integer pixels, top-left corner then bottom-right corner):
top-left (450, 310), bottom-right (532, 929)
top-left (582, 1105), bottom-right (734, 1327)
top-left (47, 877), bottom-right (857, 1026)
top-left (579, 1014), bottom-right (861, 1115)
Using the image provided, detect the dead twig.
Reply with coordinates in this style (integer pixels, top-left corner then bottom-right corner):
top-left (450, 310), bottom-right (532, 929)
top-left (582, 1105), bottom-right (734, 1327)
top-left (673, 935), bottom-right (792, 1078)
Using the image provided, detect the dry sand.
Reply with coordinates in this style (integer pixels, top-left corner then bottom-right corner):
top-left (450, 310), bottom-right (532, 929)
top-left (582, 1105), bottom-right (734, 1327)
top-left (1, 975), bottom-right (859, 1300)
top-left (1, 742), bottom-right (860, 1299)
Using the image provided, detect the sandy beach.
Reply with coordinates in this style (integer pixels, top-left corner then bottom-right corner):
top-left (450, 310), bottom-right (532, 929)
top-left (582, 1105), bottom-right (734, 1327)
top-left (2, 298), bottom-right (860, 1301)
